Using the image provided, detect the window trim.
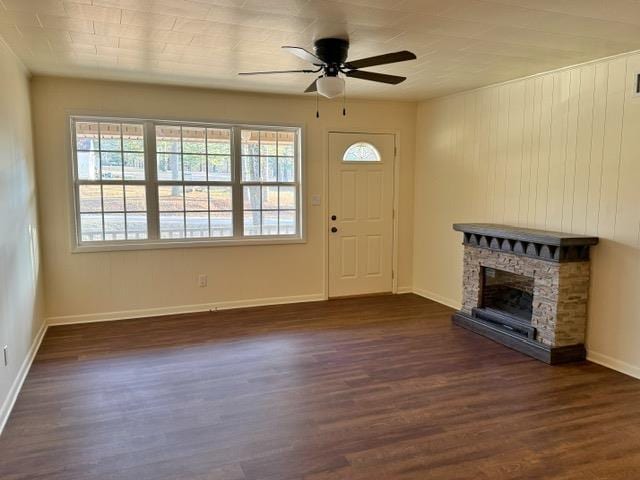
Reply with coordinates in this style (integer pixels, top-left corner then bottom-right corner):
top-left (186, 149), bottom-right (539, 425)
top-left (68, 115), bottom-right (305, 253)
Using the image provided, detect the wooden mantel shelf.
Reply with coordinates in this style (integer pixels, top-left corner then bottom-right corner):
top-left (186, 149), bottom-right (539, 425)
top-left (453, 223), bottom-right (599, 263)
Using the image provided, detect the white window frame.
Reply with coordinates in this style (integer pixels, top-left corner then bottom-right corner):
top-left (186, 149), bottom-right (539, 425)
top-left (69, 115), bottom-right (305, 253)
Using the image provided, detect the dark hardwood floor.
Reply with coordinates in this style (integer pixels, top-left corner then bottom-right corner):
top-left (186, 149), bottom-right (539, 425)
top-left (1, 294), bottom-right (640, 479)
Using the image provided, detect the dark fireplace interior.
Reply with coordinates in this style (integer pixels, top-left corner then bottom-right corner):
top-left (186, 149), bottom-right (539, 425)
top-left (473, 267), bottom-right (536, 339)
top-left (481, 267), bottom-right (534, 321)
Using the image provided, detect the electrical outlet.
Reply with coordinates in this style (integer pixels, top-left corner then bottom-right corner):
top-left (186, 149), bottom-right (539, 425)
top-left (198, 274), bottom-right (208, 288)
top-left (3, 346), bottom-right (7, 366)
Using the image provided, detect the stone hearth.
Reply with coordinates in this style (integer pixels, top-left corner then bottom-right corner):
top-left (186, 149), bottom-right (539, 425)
top-left (452, 223), bottom-right (598, 364)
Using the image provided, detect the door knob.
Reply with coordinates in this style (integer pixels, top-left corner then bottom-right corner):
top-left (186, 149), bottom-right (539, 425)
top-left (331, 215), bottom-right (337, 220)
top-left (331, 227), bottom-right (338, 233)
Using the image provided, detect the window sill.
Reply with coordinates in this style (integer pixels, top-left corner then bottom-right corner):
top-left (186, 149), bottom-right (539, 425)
top-left (71, 236), bottom-right (306, 253)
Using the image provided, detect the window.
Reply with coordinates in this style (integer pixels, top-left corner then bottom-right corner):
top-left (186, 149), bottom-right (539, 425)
top-left (240, 130), bottom-right (297, 236)
top-left (71, 117), bottom-right (302, 250)
top-left (155, 125), bottom-right (233, 239)
top-left (74, 120), bottom-right (148, 242)
top-left (342, 142), bottom-right (381, 162)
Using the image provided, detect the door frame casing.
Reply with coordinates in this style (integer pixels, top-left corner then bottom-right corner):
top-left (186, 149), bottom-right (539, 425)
top-left (323, 128), bottom-right (401, 299)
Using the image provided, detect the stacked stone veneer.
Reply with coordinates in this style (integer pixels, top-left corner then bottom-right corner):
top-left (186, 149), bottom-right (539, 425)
top-left (462, 245), bottom-right (590, 347)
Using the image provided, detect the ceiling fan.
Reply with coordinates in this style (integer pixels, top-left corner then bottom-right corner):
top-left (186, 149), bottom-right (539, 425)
top-left (239, 38), bottom-right (417, 99)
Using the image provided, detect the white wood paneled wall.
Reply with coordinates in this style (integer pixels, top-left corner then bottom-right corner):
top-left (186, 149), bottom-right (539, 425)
top-left (414, 51), bottom-right (640, 378)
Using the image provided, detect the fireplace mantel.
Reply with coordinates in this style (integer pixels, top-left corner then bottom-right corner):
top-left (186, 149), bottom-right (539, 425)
top-left (453, 223), bottom-right (598, 262)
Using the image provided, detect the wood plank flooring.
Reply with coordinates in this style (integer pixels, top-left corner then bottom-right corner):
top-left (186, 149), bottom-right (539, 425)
top-left (1, 294), bottom-right (640, 479)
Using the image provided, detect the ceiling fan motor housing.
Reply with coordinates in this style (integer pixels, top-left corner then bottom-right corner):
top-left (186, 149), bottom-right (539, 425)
top-left (314, 38), bottom-right (349, 72)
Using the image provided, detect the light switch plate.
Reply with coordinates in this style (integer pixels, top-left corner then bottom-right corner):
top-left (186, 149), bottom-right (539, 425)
top-left (311, 194), bottom-right (321, 206)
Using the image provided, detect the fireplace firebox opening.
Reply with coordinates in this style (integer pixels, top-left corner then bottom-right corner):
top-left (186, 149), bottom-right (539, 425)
top-left (481, 267), bottom-right (534, 322)
top-left (471, 267), bottom-right (536, 340)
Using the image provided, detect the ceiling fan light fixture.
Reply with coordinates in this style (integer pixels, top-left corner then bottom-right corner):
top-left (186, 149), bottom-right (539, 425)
top-left (316, 76), bottom-right (345, 99)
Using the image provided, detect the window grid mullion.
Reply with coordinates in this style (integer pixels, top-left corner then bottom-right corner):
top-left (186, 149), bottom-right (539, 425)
top-left (77, 180), bottom-right (147, 185)
top-left (276, 135), bottom-right (280, 234)
top-left (156, 180), bottom-right (233, 187)
top-left (258, 132), bottom-right (262, 236)
top-left (75, 149), bottom-right (144, 154)
top-left (97, 124), bottom-right (106, 241)
top-left (145, 121), bottom-right (160, 240)
top-left (180, 128), bottom-right (186, 238)
top-left (240, 181), bottom-right (296, 186)
top-left (232, 126), bottom-right (244, 239)
top-left (120, 126), bottom-right (125, 183)
top-left (205, 128), bottom-right (213, 238)
top-left (121, 122), bottom-right (127, 239)
top-left (207, 139), bottom-right (212, 237)
top-left (295, 128), bottom-right (300, 237)
top-left (122, 184), bottom-right (128, 239)
top-left (205, 127), bottom-right (209, 183)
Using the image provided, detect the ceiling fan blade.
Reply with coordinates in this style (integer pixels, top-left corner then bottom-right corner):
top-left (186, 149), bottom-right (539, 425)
top-left (344, 50), bottom-right (416, 70)
top-left (345, 70), bottom-right (407, 85)
top-left (282, 46), bottom-right (324, 66)
top-left (304, 79), bottom-right (318, 93)
top-left (238, 69), bottom-right (316, 75)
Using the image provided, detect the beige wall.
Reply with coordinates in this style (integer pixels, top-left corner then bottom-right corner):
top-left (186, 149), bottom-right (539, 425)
top-left (31, 77), bottom-right (416, 323)
top-left (0, 42), bottom-right (44, 429)
top-left (414, 51), bottom-right (640, 377)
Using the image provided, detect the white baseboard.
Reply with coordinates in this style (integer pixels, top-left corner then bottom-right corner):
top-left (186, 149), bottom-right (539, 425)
top-left (587, 350), bottom-right (640, 380)
top-left (396, 286), bottom-right (413, 294)
top-left (0, 321), bottom-right (48, 436)
top-left (412, 287), bottom-right (461, 310)
top-left (47, 293), bottom-right (327, 326)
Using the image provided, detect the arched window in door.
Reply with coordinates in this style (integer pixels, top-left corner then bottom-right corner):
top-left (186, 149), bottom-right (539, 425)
top-left (342, 142), bottom-right (381, 162)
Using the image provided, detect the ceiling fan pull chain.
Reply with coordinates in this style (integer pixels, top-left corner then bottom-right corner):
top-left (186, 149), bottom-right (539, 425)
top-left (316, 90), bottom-right (320, 118)
top-left (343, 83), bottom-right (347, 116)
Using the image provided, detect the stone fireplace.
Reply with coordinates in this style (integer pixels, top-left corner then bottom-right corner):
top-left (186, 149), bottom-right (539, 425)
top-left (452, 223), bottom-right (598, 364)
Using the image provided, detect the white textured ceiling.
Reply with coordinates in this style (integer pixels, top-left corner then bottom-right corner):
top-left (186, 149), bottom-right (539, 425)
top-left (3, 0), bottom-right (640, 100)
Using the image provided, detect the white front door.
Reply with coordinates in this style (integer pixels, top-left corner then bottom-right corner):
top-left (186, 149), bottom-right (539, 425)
top-left (328, 132), bottom-right (395, 298)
